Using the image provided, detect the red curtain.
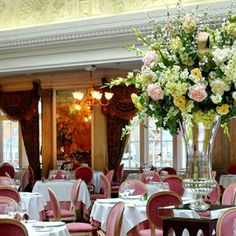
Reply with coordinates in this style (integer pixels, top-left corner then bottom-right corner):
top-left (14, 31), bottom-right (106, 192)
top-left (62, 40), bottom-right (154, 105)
top-left (102, 85), bottom-right (137, 180)
top-left (0, 82), bottom-right (41, 179)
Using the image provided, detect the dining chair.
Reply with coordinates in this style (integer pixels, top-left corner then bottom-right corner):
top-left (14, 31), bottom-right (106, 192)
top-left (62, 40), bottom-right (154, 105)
top-left (0, 186), bottom-right (21, 203)
top-left (141, 171), bottom-right (162, 184)
top-left (119, 179), bottom-right (147, 196)
top-left (0, 219), bottom-right (28, 236)
top-left (222, 182), bottom-right (236, 205)
top-left (0, 176), bottom-right (13, 185)
top-left (138, 191), bottom-right (182, 236)
top-left (90, 174), bottom-right (111, 201)
top-left (0, 196), bottom-right (18, 214)
top-left (66, 222), bottom-right (97, 236)
top-left (70, 179), bottom-right (82, 212)
top-left (0, 162), bottom-right (15, 178)
top-left (158, 167), bottom-right (177, 175)
top-left (46, 187), bottom-right (76, 222)
top-left (162, 175), bottom-right (184, 197)
top-left (28, 165), bottom-right (35, 190)
top-left (19, 170), bottom-right (30, 192)
top-left (111, 164), bottom-right (124, 195)
top-left (227, 165), bottom-right (236, 174)
top-left (97, 201), bottom-right (125, 236)
top-left (204, 182), bottom-right (221, 205)
top-left (106, 170), bottom-right (114, 184)
top-left (74, 166), bottom-right (94, 192)
top-left (216, 207), bottom-right (236, 236)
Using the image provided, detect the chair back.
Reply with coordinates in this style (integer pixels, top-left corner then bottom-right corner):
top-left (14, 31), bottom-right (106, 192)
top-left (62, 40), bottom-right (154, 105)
top-left (70, 179), bottom-right (82, 211)
top-left (141, 171), bottom-right (161, 184)
top-left (204, 182), bottom-right (221, 205)
top-left (159, 167), bottom-right (177, 175)
top-left (48, 187), bottom-right (61, 221)
top-left (0, 163), bottom-right (15, 178)
top-left (20, 170), bottom-right (30, 192)
top-left (0, 219), bottom-right (28, 236)
top-left (0, 176), bottom-right (13, 185)
top-left (106, 170), bottom-right (114, 184)
top-left (116, 163), bottom-right (124, 183)
top-left (106, 201), bottom-right (125, 236)
top-left (0, 196), bottom-right (18, 214)
top-left (101, 174), bottom-right (111, 198)
top-left (162, 175), bottom-right (184, 197)
top-left (74, 166), bottom-right (93, 185)
top-left (28, 165), bottom-right (35, 189)
top-left (227, 165), bottom-right (236, 174)
top-left (119, 179), bottom-right (147, 196)
top-left (216, 207), bottom-right (236, 236)
top-left (147, 191), bottom-right (182, 231)
top-left (48, 170), bottom-right (70, 180)
top-left (222, 183), bottom-right (236, 205)
top-left (0, 186), bottom-right (20, 203)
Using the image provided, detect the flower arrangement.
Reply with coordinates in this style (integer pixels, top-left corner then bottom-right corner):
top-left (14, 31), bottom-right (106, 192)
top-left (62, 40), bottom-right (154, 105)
top-left (57, 119), bottom-right (74, 142)
top-left (108, 3), bottom-right (236, 135)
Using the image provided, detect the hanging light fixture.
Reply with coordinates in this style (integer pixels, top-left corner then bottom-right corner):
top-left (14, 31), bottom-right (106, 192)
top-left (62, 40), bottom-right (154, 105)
top-left (72, 65), bottom-right (114, 110)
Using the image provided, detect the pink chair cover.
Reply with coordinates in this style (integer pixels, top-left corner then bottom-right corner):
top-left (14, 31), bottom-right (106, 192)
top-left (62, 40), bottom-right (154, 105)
top-left (0, 196), bottom-right (18, 214)
top-left (216, 207), bottom-right (236, 236)
top-left (0, 219), bottom-right (28, 236)
top-left (141, 171), bottom-right (161, 184)
top-left (222, 183), bottom-right (236, 205)
top-left (204, 183), bottom-right (221, 205)
top-left (0, 186), bottom-right (20, 203)
top-left (119, 179), bottom-right (147, 196)
top-left (0, 176), bottom-right (13, 185)
top-left (70, 179), bottom-right (82, 211)
top-left (163, 175), bottom-right (184, 197)
top-left (138, 191), bottom-right (182, 236)
top-left (106, 170), bottom-right (114, 184)
top-left (91, 174), bottom-right (111, 200)
top-left (20, 170), bottom-right (30, 192)
top-left (227, 165), bottom-right (236, 174)
top-left (47, 187), bottom-right (75, 221)
top-left (106, 201), bottom-right (125, 236)
top-left (74, 166), bottom-right (93, 184)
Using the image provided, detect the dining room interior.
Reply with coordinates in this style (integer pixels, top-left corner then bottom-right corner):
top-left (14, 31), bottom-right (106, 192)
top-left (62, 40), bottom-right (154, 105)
top-left (0, 0), bottom-right (236, 235)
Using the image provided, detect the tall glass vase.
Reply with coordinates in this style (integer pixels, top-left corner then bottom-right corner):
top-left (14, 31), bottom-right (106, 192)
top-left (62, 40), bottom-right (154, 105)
top-left (180, 114), bottom-right (221, 211)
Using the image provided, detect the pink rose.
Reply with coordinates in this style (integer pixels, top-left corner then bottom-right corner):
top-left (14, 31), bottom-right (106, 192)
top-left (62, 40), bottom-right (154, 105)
top-left (142, 51), bottom-right (157, 67)
top-left (188, 84), bottom-right (207, 102)
top-left (147, 84), bottom-right (164, 101)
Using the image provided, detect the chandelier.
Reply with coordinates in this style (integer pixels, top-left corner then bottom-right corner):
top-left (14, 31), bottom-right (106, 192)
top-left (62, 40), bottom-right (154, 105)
top-left (72, 65), bottom-right (114, 111)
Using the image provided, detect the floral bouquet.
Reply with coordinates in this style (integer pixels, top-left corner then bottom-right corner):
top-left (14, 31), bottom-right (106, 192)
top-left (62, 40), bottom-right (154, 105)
top-left (108, 3), bottom-right (236, 136)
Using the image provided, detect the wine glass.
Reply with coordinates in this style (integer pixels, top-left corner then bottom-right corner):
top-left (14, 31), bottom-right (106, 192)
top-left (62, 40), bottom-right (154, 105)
top-left (5, 205), bottom-right (16, 218)
top-left (18, 202), bottom-right (27, 220)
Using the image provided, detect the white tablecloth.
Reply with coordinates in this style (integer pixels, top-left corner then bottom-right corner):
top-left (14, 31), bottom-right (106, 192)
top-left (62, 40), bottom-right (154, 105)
top-left (90, 196), bottom-right (195, 236)
top-left (69, 170), bottom-right (103, 193)
top-left (219, 174), bottom-right (236, 188)
top-left (32, 180), bottom-right (91, 209)
top-left (20, 192), bottom-right (45, 220)
top-left (24, 221), bottom-right (70, 236)
top-left (90, 198), bottom-right (147, 236)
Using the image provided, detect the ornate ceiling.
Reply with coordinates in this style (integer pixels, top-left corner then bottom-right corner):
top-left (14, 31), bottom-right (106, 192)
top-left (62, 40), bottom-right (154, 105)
top-left (0, 0), bottom-right (222, 30)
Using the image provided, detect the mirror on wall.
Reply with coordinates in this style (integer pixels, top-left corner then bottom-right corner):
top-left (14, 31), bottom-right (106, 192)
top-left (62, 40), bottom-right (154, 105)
top-left (56, 90), bottom-right (92, 167)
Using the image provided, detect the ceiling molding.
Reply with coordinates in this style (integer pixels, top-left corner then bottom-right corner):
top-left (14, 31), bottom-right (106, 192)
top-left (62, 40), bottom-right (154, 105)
top-left (0, 1), bottom-right (233, 77)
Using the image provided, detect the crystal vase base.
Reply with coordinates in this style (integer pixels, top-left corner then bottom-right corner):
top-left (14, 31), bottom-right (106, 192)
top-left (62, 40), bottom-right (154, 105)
top-left (183, 178), bottom-right (216, 211)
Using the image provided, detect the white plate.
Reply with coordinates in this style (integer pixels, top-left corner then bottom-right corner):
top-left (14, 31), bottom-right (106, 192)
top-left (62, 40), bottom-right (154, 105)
top-left (96, 198), bottom-right (122, 204)
top-left (32, 221), bottom-right (65, 228)
top-left (34, 228), bottom-right (54, 232)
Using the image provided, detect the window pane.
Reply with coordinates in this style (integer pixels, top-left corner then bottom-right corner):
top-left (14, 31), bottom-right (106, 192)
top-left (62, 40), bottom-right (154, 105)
top-left (1, 120), bottom-right (19, 167)
top-left (122, 124), bottom-right (140, 168)
top-left (148, 119), bottom-right (173, 168)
